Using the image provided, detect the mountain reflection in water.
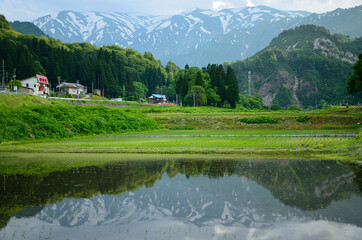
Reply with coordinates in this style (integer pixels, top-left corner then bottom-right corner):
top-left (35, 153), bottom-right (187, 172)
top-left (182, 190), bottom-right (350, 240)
top-left (1, 158), bottom-right (361, 240)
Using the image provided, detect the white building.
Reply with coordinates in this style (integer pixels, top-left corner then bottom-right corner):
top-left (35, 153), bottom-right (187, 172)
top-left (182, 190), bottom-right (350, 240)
top-left (56, 82), bottom-right (87, 95)
top-left (20, 74), bottom-right (50, 95)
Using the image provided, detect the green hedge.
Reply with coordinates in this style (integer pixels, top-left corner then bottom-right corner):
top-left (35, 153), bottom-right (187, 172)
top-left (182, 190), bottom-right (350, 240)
top-left (297, 115), bottom-right (310, 123)
top-left (240, 116), bottom-right (278, 124)
top-left (0, 105), bottom-right (159, 142)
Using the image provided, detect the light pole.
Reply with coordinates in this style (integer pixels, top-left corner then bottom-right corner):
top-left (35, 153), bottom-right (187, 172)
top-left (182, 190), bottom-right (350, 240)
top-left (57, 76), bottom-right (61, 97)
top-left (1, 59), bottom-right (4, 87)
top-left (13, 68), bottom-right (17, 94)
top-left (193, 92), bottom-right (196, 107)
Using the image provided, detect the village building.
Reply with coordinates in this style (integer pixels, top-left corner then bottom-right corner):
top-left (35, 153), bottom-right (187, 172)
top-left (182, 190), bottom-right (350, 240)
top-left (56, 82), bottom-right (87, 95)
top-left (20, 74), bottom-right (50, 95)
top-left (0, 85), bottom-right (8, 93)
top-left (92, 89), bottom-right (101, 96)
top-left (148, 94), bottom-right (167, 104)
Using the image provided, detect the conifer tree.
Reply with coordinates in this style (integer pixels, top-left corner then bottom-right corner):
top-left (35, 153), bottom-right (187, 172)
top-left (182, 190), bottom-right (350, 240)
top-left (347, 54), bottom-right (362, 95)
top-left (195, 70), bottom-right (205, 88)
top-left (226, 66), bottom-right (239, 108)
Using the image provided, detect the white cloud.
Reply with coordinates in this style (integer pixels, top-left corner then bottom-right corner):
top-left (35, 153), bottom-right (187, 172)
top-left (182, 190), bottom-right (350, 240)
top-left (0, 0), bottom-right (361, 21)
top-left (0, 0), bottom-right (58, 21)
top-left (243, 0), bottom-right (361, 13)
top-left (246, 0), bottom-right (255, 7)
top-left (212, 1), bottom-right (235, 11)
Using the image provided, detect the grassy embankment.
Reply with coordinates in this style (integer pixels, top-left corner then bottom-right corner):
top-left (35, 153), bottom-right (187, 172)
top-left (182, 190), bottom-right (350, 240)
top-left (0, 94), bottom-right (159, 143)
top-left (0, 94), bottom-right (361, 161)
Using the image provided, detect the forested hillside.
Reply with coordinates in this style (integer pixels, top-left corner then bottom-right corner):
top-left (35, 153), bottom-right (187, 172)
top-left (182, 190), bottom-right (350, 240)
top-left (231, 25), bottom-right (361, 108)
top-left (10, 21), bottom-right (47, 37)
top-left (0, 15), bottom-right (175, 100)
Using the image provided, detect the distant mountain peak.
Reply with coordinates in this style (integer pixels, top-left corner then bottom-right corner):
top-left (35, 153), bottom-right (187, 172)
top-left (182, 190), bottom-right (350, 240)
top-left (32, 5), bottom-right (361, 67)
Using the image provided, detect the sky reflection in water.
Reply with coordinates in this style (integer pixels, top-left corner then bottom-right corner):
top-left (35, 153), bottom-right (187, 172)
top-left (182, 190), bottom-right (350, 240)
top-left (1, 158), bottom-right (361, 240)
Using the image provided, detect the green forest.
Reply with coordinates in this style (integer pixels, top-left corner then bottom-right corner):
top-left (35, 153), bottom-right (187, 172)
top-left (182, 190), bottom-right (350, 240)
top-left (175, 64), bottom-right (239, 108)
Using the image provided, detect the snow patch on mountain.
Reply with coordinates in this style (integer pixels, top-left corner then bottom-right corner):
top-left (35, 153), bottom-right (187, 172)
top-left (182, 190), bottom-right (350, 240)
top-left (33, 5), bottom-right (314, 66)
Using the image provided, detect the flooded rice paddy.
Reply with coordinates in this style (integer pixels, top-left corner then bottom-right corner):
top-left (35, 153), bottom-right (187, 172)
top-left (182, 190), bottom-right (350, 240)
top-left (1, 156), bottom-right (361, 240)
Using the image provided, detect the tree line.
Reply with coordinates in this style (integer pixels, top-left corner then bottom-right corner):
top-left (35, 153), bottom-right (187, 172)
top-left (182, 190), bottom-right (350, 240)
top-left (175, 64), bottom-right (239, 108)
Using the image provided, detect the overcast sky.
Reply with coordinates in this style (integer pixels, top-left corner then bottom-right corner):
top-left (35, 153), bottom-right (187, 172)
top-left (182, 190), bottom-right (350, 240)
top-left (1, 0), bottom-right (361, 21)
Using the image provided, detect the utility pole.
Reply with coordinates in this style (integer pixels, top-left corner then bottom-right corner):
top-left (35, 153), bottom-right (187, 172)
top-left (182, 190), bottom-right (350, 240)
top-left (12, 68), bottom-right (17, 93)
top-left (123, 84), bottom-right (125, 101)
top-left (176, 94), bottom-right (178, 106)
top-left (91, 81), bottom-right (93, 98)
top-left (193, 92), bottom-right (196, 107)
top-left (57, 76), bottom-right (61, 96)
top-left (1, 59), bottom-right (4, 87)
top-left (315, 85), bottom-right (318, 110)
top-left (76, 80), bottom-right (80, 99)
top-left (248, 71), bottom-right (251, 96)
top-left (5, 72), bottom-right (8, 84)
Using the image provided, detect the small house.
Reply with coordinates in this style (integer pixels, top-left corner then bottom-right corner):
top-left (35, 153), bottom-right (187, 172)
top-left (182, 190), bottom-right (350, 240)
top-left (93, 89), bottom-right (101, 96)
top-left (148, 94), bottom-right (167, 104)
top-left (56, 82), bottom-right (87, 95)
top-left (20, 74), bottom-right (49, 95)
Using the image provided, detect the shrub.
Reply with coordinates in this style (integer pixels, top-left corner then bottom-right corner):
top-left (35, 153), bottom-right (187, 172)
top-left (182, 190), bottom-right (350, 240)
top-left (297, 115), bottom-right (310, 123)
top-left (241, 116), bottom-right (278, 124)
top-left (289, 105), bottom-right (302, 111)
top-left (270, 104), bottom-right (282, 111)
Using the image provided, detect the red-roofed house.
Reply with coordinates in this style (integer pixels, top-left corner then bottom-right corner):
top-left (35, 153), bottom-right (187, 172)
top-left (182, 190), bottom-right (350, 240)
top-left (20, 74), bottom-right (50, 95)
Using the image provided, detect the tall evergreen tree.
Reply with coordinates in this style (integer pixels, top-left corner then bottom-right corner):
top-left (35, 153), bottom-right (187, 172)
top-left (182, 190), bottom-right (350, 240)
top-left (347, 54), bottom-right (362, 95)
top-left (226, 66), bottom-right (239, 108)
top-left (195, 70), bottom-right (205, 88)
top-left (216, 65), bottom-right (226, 106)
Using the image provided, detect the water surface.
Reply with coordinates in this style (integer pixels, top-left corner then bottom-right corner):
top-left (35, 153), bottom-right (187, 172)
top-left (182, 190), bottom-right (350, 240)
top-left (1, 157), bottom-right (361, 240)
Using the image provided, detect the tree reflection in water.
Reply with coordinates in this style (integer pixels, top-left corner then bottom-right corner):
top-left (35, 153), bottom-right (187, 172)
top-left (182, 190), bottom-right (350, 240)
top-left (1, 158), bottom-right (361, 239)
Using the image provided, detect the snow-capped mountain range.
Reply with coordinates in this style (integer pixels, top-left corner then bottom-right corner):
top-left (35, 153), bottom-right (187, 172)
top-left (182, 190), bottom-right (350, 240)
top-left (33, 5), bottom-right (362, 67)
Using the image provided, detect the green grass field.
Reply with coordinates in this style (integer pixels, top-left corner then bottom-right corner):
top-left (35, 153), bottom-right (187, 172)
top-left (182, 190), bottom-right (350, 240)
top-left (1, 129), bottom-right (360, 161)
top-left (0, 95), bottom-right (361, 161)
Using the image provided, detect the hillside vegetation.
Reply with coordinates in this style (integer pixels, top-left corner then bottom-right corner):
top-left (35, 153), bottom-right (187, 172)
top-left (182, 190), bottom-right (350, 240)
top-left (10, 21), bottom-right (47, 37)
top-left (0, 102), bottom-right (159, 143)
top-left (231, 25), bottom-right (361, 108)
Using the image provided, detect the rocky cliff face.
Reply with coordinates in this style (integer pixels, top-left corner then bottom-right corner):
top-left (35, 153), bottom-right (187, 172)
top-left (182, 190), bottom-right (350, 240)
top-left (256, 71), bottom-right (314, 106)
top-left (313, 38), bottom-right (358, 64)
